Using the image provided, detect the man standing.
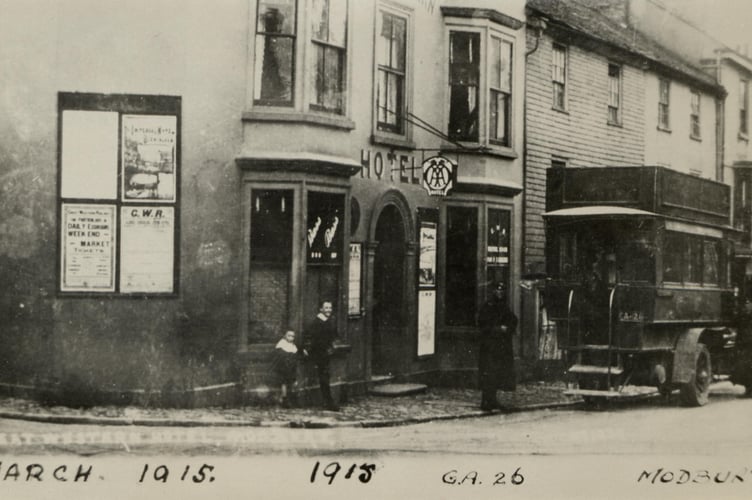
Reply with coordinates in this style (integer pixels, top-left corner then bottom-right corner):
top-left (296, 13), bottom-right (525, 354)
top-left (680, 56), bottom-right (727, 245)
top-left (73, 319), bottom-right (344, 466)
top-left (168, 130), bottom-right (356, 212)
top-left (477, 281), bottom-right (518, 411)
top-left (304, 300), bottom-right (339, 411)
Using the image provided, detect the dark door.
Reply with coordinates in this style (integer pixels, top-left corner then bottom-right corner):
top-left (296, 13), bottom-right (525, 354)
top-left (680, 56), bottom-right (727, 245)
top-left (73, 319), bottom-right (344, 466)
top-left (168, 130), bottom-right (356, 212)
top-left (373, 205), bottom-right (405, 376)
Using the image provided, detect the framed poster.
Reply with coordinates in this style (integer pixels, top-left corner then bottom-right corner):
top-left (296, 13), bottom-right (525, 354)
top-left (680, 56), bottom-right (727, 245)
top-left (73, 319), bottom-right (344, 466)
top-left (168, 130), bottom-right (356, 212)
top-left (122, 115), bottom-right (177, 202)
top-left (417, 289), bottom-right (436, 357)
top-left (348, 242), bottom-right (362, 316)
top-left (419, 222), bottom-right (437, 287)
top-left (120, 206), bottom-right (175, 293)
top-left (60, 204), bottom-right (116, 292)
top-left (60, 110), bottom-right (119, 200)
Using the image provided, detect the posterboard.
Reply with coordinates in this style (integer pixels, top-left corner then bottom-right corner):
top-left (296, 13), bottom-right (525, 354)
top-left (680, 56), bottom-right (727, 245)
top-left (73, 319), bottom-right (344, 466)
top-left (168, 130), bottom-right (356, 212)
top-left (122, 115), bottom-right (177, 202)
top-left (60, 204), bottom-right (116, 292)
top-left (120, 206), bottom-right (175, 293)
top-left (417, 289), bottom-right (436, 357)
top-left (348, 242), bottom-right (362, 316)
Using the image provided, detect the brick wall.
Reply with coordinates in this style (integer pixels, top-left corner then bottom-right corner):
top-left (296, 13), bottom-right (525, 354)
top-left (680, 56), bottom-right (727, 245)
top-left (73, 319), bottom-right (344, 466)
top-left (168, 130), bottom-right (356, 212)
top-left (524, 33), bottom-right (645, 272)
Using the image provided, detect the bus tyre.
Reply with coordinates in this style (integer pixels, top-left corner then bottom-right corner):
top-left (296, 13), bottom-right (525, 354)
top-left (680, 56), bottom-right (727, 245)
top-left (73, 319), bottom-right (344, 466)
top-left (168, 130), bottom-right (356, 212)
top-left (680, 343), bottom-right (711, 407)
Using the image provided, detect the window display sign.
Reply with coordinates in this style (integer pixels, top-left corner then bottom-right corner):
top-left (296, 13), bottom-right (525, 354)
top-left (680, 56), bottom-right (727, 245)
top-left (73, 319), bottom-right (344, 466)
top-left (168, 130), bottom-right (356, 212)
top-left (120, 206), bottom-right (175, 293)
top-left (307, 192), bottom-right (344, 263)
top-left (348, 243), bottom-right (362, 316)
top-left (417, 289), bottom-right (436, 357)
top-left (60, 204), bottom-right (116, 292)
top-left (487, 209), bottom-right (510, 265)
top-left (61, 110), bottom-right (119, 200)
top-left (419, 222), bottom-right (437, 287)
top-left (122, 115), bottom-right (177, 202)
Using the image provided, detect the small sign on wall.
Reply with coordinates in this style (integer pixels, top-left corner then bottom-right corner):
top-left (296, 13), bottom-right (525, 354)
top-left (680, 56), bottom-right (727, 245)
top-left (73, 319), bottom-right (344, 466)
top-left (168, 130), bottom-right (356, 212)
top-left (348, 242), bottom-right (362, 316)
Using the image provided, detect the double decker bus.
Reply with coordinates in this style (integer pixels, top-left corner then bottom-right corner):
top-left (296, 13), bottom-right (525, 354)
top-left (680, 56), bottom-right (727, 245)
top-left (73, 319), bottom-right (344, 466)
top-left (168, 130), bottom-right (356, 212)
top-left (544, 166), bottom-right (749, 406)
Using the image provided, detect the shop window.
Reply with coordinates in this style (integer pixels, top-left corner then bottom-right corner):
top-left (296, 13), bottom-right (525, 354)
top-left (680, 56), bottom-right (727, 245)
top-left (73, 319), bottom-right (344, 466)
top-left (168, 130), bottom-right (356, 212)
top-left (254, 0), bottom-right (296, 105)
top-left (445, 206), bottom-right (478, 326)
top-left (608, 63), bottom-right (621, 125)
top-left (306, 192), bottom-right (344, 322)
top-left (552, 43), bottom-right (566, 110)
top-left (310, 0), bottom-right (348, 114)
top-left (376, 9), bottom-right (407, 134)
top-left (448, 31), bottom-right (480, 142)
top-left (57, 92), bottom-right (180, 295)
top-left (249, 189), bottom-right (293, 342)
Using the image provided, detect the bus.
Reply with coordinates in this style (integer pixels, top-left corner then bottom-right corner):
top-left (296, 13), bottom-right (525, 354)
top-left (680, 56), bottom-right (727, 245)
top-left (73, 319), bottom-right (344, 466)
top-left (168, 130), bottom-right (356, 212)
top-left (544, 166), bottom-right (749, 406)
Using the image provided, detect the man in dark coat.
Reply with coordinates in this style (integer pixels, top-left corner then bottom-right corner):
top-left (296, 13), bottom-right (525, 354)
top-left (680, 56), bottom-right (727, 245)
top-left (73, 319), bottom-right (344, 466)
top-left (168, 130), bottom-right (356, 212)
top-left (477, 281), bottom-right (518, 411)
top-left (303, 300), bottom-right (339, 411)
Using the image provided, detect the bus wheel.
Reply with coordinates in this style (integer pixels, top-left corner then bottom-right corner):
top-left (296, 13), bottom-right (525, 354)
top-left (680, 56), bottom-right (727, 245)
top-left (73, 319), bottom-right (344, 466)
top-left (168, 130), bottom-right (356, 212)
top-left (680, 343), bottom-right (711, 407)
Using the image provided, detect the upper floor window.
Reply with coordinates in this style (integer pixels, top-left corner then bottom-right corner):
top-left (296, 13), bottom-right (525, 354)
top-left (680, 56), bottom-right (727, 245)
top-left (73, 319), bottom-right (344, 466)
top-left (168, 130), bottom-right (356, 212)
top-left (741, 79), bottom-right (749, 136)
top-left (489, 36), bottom-right (512, 146)
top-left (690, 90), bottom-right (701, 139)
top-left (448, 31), bottom-right (480, 142)
top-left (658, 78), bottom-right (670, 130)
top-left (254, 0), bottom-right (297, 105)
top-left (376, 10), bottom-right (407, 134)
top-left (607, 63), bottom-right (621, 125)
top-left (310, 0), bottom-right (348, 114)
top-left (552, 43), bottom-right (566, 110)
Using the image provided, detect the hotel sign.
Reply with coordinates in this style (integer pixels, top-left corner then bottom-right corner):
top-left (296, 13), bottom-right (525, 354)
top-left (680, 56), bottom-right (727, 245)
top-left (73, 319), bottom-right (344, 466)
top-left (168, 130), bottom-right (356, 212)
top-left (421, 156), bottom-right (456, 196)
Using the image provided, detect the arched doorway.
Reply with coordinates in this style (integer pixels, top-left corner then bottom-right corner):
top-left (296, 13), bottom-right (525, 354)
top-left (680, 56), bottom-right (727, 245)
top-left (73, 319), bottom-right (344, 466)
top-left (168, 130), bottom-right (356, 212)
top-left (372, 204), bottom-right (406, 376)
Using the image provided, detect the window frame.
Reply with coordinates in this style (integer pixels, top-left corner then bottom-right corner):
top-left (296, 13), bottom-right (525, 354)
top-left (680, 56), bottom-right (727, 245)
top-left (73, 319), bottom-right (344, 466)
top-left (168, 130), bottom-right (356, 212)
top-left (309, 0), bottom-right (349, 115)
top-left (740, 78), bottom-right (749, 137)
top-left (372, 3), bottom-right (413, 144)
top-left (607, 63), bottom-right (622, 126)
top-left (552, 43), bottom-right (567, 111)
top-left (253, 0), bottom-right (298, 107)
top-left (444, 22), bottom-right (516, 150)
top-left (690, 89), bottom-right (701, 140)
top-left (658, 78), bottom-right (671, 131)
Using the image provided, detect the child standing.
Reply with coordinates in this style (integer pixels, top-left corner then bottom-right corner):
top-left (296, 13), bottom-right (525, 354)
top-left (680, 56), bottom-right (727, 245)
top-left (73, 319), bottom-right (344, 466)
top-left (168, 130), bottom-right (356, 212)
top-left (273, 330), bottom-right (299, 407)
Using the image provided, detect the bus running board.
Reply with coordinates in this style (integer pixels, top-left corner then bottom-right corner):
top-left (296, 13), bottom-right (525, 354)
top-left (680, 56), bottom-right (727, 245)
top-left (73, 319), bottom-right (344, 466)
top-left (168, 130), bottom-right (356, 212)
top-left (568, 364), bottom-right (624, 376)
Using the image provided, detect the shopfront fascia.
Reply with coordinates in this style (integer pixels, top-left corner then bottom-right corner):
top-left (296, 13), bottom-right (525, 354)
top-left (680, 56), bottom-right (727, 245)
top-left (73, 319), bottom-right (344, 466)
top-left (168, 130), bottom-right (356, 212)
top-left (235, 153), bottom-right (360, 360)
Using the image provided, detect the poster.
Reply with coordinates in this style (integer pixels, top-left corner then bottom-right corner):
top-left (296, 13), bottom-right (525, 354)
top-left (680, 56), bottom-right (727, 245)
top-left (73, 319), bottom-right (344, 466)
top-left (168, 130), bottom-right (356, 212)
top-left (417, 289), bottom-right (436, 357)
top-left (120, 206), bottom-right (175, 293)
top-left (122, 115), bottom-right (177, 202)
top-left (419, 222), bottom-right (437, 287)
top-left (60, 204), bottom-right (116, 292)
top-left (348, 242), bottom-right (362, 315)
top-left (60, 110), bottom-right (119, 200)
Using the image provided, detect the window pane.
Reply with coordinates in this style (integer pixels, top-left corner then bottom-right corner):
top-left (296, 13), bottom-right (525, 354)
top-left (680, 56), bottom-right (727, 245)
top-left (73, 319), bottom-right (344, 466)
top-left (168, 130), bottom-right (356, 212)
top-left (685, 236), bottom-right (703, 283)
top-left (307, 192), bottom-right (344, 264)
top-left (703, 240), bottom-right (720, 285)
top-left (490, 38), bottom-right (512, 93)
top-left (448, 84), bottom-right (478, 141)
top-left (257, 0), bottom-right (295, 34)
top-left (448, 32), bottom-right (479, 141)
top-left (254, 35), bottom-right (294, 102)
top-left (553, 82), bottom-right (565, 109)
top-left (311, 44), bottom-right (344, 112)
top-left (490, 37), bottom-right (501, 89)
top-left (392, 15), bottom-right (406, 71)
top-left (328, 0), bottom-right (347, 46)
top-left (490, 90), bottom-right (509, 144)
top-left (311, 0), bottom-right (328, 41)
top-left (446, 206), bottom-right (477, 326)
top-left (377, 12), bottom-right (391, 67)
top-left (251, 190), bottom-right (293, 262)
top-left (663, 232), bottom-right (682, 282)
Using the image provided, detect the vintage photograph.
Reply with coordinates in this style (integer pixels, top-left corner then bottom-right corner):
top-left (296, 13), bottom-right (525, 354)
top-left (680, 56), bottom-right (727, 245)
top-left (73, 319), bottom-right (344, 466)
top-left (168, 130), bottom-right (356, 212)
top-left (1, 0), bottom-right (752, 498)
